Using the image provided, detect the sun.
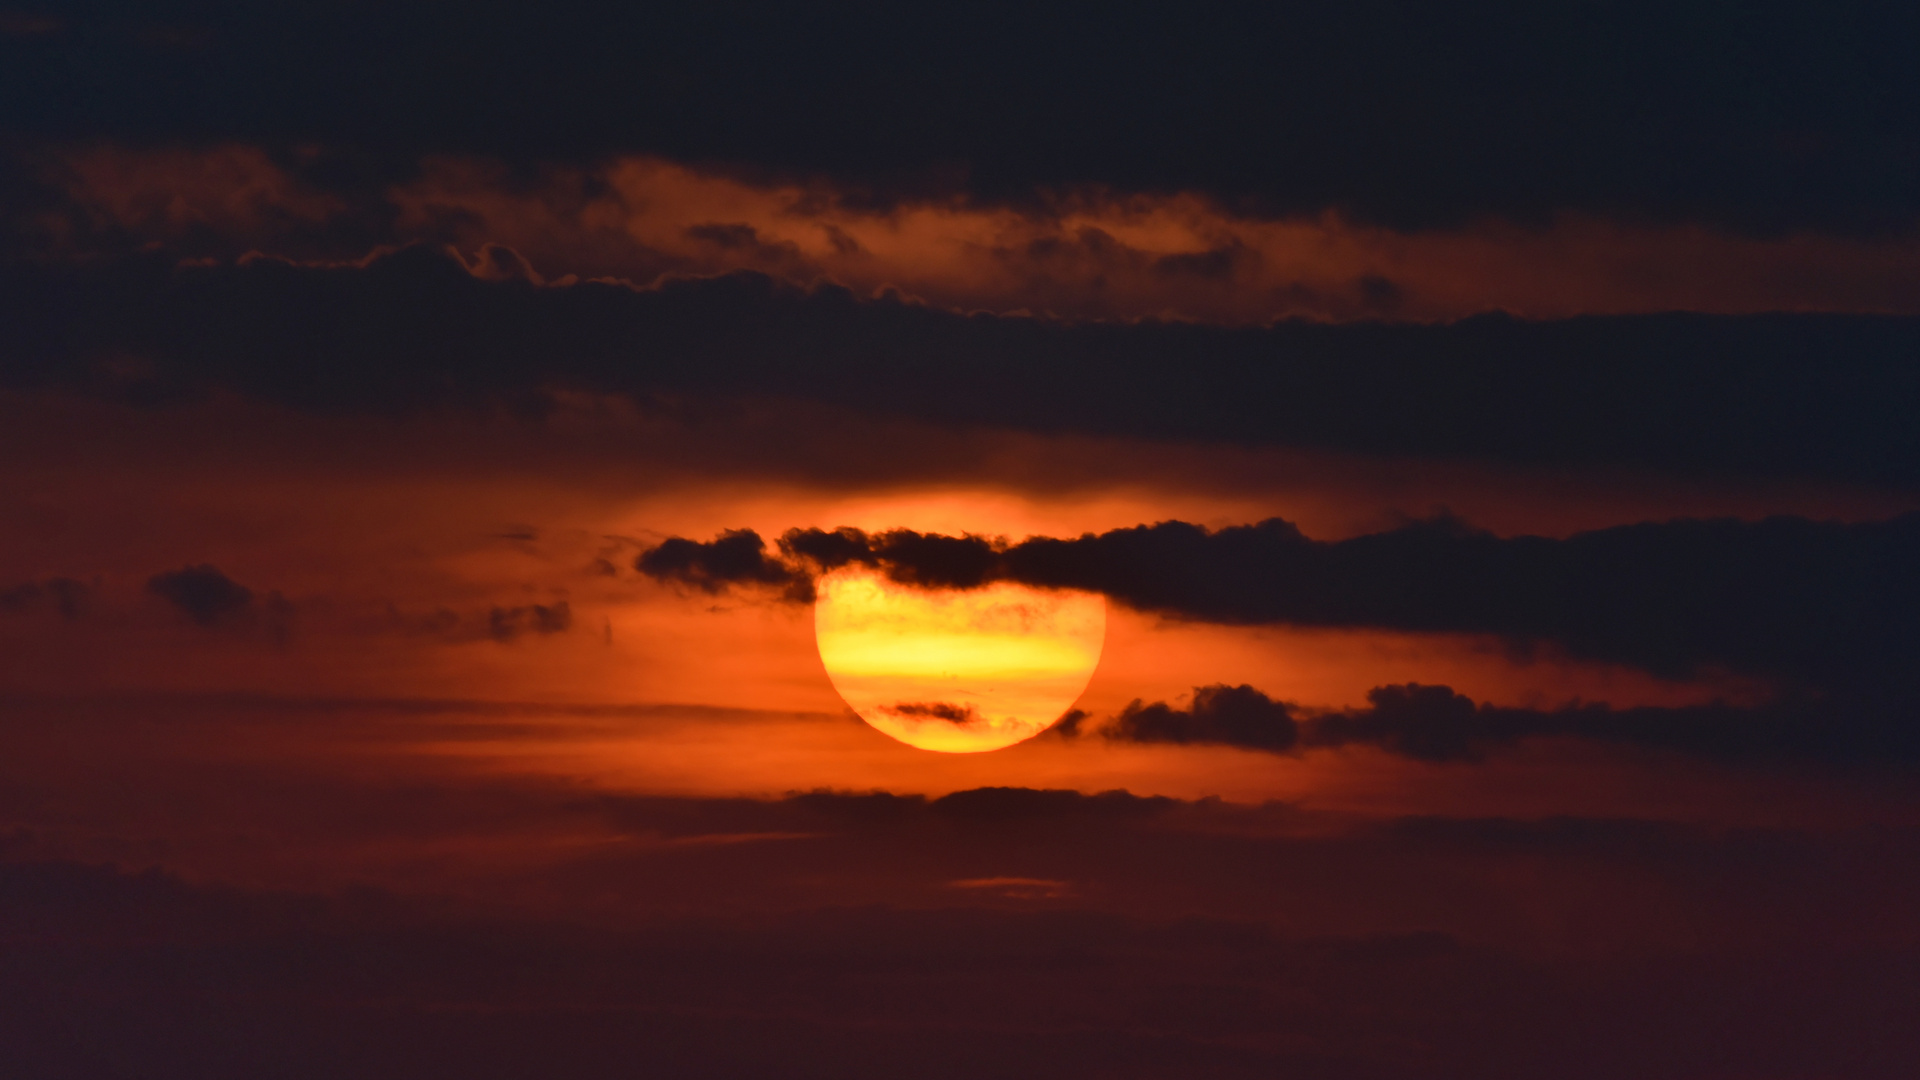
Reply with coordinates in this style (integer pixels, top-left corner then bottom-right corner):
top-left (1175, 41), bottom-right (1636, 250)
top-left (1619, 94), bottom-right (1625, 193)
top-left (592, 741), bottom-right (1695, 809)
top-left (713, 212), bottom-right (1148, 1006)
top-left (813, 566), bottom-right (1106, 753)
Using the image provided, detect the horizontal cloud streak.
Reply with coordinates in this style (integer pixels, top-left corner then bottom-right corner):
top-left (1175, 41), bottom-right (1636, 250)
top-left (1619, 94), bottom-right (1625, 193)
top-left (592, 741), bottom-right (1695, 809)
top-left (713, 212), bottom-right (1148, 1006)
top-left (6, 245), bottom-right (1920, 484)
top-left (146, 564), bottom-right (252, 626)
top-left (643, 514), bottom-right (1920, 691)
top-left (0, 577), bottom-right (89, 619)
top-left (39, 148), bottom-right (1920, 323)
top-left (1093, 682), bottom-right (1916, 765)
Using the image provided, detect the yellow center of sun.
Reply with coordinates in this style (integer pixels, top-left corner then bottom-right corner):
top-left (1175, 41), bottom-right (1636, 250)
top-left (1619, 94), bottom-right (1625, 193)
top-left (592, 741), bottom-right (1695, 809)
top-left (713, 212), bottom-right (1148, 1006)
top-left (813, 566), bottom-right (1107, 753)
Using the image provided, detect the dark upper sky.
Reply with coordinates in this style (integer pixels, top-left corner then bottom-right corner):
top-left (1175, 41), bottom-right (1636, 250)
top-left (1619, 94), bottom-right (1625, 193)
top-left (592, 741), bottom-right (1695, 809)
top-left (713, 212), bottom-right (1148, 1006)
top-left (4, 0), bottom-right (1919, 232)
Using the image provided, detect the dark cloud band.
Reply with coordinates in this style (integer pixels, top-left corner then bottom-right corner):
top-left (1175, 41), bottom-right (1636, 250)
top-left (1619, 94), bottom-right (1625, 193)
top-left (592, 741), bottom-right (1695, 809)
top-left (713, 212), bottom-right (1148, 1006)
top-left (4, 3), bottom-right (1917, 233)
top-left (641, 514), bottom-right (1920, 691)
top-left (6, 245), bottom-right (1920, 484)
top-left (1093, 682), bottom-right (1916, 766)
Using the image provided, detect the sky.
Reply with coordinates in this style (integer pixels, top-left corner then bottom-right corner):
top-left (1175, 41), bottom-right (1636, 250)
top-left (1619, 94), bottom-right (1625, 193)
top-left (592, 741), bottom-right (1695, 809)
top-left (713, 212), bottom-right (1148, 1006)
top-left (3, 3), bottom-right (1920, 1077)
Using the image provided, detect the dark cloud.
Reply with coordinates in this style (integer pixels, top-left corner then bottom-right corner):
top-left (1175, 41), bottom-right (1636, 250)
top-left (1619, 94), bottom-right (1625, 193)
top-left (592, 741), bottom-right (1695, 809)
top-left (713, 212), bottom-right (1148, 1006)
top-left (1357, 273), bottom-right (1406, 315)
top-left (374, 602), bottom-right (573, 644)
top-left (1050, 708), bottom-right (1090, 738)
top-left (1150, 241), bottom-right (1252, 282)
top-left (882, 701), bottom-right (978, 725)
top-left (145, 563), bottom-right (252, 625)
top-left (648, 512), bottom-right (1920, 692)
top-left (466, 242), bottom-right (543, 285)
top-left (683, 222), bottom-right (802, 266)
top-left (487, 602), bottom-right (571, 642)
top-left (1311, 683), bottom-right (1509, 762)
top-left (2, 3), bottom-right (1917, 233)
top-left (753, 787), bottom-right (1178, 827)
top-left (927, 787), bottom-right (1178, 824)
top-left (779, 789), bottom-right (929, 826)
top-left (6, 246), bottom-right (1920, 484)
top-left (0, 576), bottom-right (89, 618)
top-left (142, 564), bottom-right (295, 643)
top-left (636, 529), bottom-right (808, 599)
top-left (1110, 684), bottom-right (1301, 751)
top-left (1093, 681), bottom-right (1920, 765)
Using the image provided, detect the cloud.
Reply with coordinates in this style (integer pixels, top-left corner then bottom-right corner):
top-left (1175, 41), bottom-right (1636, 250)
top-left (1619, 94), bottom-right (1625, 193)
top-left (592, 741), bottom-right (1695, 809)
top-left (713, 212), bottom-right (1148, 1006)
top-left (767, 787), bottom-right (1179, 826)
top-left (6, 7), bottom-right (1920, 236)
top-left (881, 701), bottom-right (979, 725)
top-left (145, 564), bottom-right (253, 625)
top-left (1310, 684), bottom-right (1509, 762)
top-left (7, 245), bottom-right (1920, 484)
top-left (1109, 684), bottom-right (1300, 751)
top-left (142, 564), bottom-right (295, 643)
top-left (372, 601), bottom-right (574, 644)
top-left (927, 787), bottom-right (1178, 823)
top-left (45, 145), bottom-right (348, 247)
top-left (27, 147), bottom-right (1920, 323)
top-left (1090, 681), bottom-right (1919, 766)
top-left (0, 576), bottom-right (89, 618)
top-left (644, 513), bottom-right (1920, 690)
top-left (636, 529), bottom-right (808, 599)
top-left (488, 602), bottom-right (572, 641)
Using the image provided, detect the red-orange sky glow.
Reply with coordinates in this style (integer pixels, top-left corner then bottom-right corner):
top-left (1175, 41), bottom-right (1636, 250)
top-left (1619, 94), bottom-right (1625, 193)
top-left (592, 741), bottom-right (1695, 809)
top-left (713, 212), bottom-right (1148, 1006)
top-left (9, 12), bottom-right (1920, 1067)
top-left (41, 146), bottom-right (1920, 323)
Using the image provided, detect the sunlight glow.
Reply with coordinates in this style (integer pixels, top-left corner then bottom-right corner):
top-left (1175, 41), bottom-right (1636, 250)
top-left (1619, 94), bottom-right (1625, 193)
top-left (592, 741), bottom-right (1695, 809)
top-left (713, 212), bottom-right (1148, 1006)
top-left (814, 567), bottom-right (1106, 753)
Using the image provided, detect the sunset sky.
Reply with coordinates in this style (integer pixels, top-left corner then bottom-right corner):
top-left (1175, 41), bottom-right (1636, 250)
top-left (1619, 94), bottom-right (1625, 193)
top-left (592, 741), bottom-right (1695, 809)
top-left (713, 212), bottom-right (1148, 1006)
top-left (4, 4), bottom-right (1920, 1078)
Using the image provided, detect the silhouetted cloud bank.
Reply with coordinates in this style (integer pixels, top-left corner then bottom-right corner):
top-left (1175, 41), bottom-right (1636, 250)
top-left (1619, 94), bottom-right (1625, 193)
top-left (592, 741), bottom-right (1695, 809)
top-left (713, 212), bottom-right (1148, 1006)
top-left (1094, 682), bottom-right (1916, 765)
top-left (642, 513), bottom-right (1920, 691)
top-left (7, 245), bottom-right (1920, 483)
top-left (5, 3), bottom-right (1918, 234)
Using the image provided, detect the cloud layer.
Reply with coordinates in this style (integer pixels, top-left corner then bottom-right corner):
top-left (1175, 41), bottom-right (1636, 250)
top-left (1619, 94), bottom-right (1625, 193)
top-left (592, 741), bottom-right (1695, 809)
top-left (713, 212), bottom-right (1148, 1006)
top-left (5, 773), bottom-right (1918, 1079)
top-left (644, 514), bottom-right (1920, 690)
top-left (6, 4), bottom-right (1918, 234)
top-left (8, 244), bottom-right (1920, 484)
top-left (28, 148), bottom-right (1920, 323)
top-left (1097, 681), bottom-right (1913, 765)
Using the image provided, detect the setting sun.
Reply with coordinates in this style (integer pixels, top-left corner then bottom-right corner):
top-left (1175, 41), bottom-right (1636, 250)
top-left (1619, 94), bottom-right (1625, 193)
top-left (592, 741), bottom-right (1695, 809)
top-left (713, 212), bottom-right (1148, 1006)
top-left (813, 566), bottom-right (1106, 752)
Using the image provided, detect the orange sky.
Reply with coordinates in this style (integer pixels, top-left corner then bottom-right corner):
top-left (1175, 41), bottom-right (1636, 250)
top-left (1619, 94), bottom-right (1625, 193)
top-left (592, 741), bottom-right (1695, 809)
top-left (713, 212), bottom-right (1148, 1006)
top-left (11, 16), bottom-right (1920, 1075)
top-left (0, 388), bottom-right (1858, 821)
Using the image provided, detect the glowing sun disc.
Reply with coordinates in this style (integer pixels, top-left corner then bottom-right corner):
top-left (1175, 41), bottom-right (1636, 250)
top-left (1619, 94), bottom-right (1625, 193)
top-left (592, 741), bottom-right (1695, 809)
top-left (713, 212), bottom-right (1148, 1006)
top-left (813, 567), bottom-right (1106, 753)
